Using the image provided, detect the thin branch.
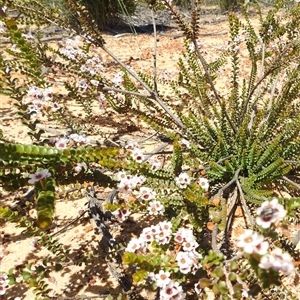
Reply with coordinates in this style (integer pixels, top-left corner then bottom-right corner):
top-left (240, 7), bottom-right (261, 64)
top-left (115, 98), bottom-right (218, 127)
top-left (50, 210), bottom-right (88, 237)
top-left (211, 223), bottom-right (220, 253)
top-left (193, 40), bottom-right (237, 134)
top-left (223, 188), bottom-right (238, 247)
top-left (141, 142), bottom-right (169, 163)
top-left (236, 179), bottom-right (255, 226)
top-left (282, 175), bottom-right (300, 190)
top-left (102, 86), bottom-right (151, 98)
top-left (101, 44), bottom-right (185, 129)
top-left (211, 170), bottom-right (240, 252)
top-left (151, 9), bottom-right (158, 94)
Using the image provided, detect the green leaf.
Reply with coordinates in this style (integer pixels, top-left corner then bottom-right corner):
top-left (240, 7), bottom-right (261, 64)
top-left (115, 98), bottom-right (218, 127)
top-left (22, 270), bottom-right (32, 281)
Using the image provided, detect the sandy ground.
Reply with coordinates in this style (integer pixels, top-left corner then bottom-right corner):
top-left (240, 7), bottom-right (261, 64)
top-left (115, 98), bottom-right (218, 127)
top-left (1, 7), bottom-right (300, 300)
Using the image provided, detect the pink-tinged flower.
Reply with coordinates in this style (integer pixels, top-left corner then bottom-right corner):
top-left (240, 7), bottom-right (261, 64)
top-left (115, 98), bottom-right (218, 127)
top-left (116, 171), bottom-right (128, 181)
top-left (154, 270), bottom-right (171, 287)
top-left (51, 102), bottom-right (60, 112)
top-left (155, 232), bottom-right (171, 245)
top-left (174, 227), bottom-right (194, 244)
top-left (55, 138), bottom-right (69, 149)
top-left (154, 221), bottom-right (172, 245)
top-left (0, 21), bottom-right (6, 34)
top-left (198, 177), bottom-right (209, 191)
top-left (182, 237), bottom-right (199, 252)
top-left (73, 162), bottom-right (88, 173)
top-left (28, 169), bottom-right (51, 184)
top-left (132, 175), bottom-right (146, 186)
top-left (236, 229), bottom-right (268, 254)
top-left (159, 220), bottom-right (172, 232)
top-left (130, 148), bottom-right (144, 163)
top-left (32, 99), bottom-right (45, 110)
top-left (43, 88), bottom-right (53, 101)
top-left (0, 273), bottom-right (9, 296)
top-left (176, 251), bottom-right (194, 274)
top-left (111, 208), bottom-right (131, 222)
top-left (69, 133), bottom-right (89, 144)
top-left (77, 79), bottom-right (89, 90)
top-left (27, 86), bottom-right (43, 100)
top-left (160, 280), bottom-right (185, 300)
top-left (140, 227), bottom-right (154, 243)
top-left (0, 285), bottom-right (6, 296)
top-left (27, 104), bottom-right (41, 116)
top-left (125, 238), bottom-right (143, 253)
top-left (113, 71), bottom-right (124, 86)
top-left (118, 178), bottom-right (136, 193)
top-left (256, 198), bottom-right (287, 229)
top-left (0, 274), bottom-right (8, 285)
top-left (259, 247), bottom-right (294, 275)
top-left (147, 156), bottom-right (162, 171)
top-left (90, 79), bottom-right (100, 86)
top-left (137, 187), bottom-right (156, 201)
top-left (30, 237), bottom-right (40, 250)
top-left (175, 172), bottom-right (191, 189)
top-left (147, 200), bottom-right (165, 215)
top-left (125, 141), bottom-right (140, 152)
top-left (179, 138), bottom-right (190, 149)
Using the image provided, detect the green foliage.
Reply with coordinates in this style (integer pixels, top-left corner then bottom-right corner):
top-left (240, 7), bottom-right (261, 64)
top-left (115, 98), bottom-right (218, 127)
top-left (78, 0), bottom-right (137, 30)
top-left (1, 0), bottom-right (300, 299)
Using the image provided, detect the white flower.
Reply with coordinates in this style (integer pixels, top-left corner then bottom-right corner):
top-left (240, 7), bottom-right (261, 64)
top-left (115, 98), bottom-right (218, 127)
top-left (116, 171), bottom-right (128, 181)
top-left (113, 71), bottom-right (124, 86)
top-left (160, 281), bottom-right (185, 300)
top-left (28, 169), bottom-right (51, 184)
top-left (111, 208), bottom-right (131, 222)
top-left (130, 148), bottom-right (145, 163)
top-left (174, 227), bottom-right (194, 244)
top-left (0, 274), bottom-right (8, 285)
top-left (182, 237), bottom-right (199, 252)
top-left (90, 79), bottom-right (100, 86)
top-left (256, 198), bottom-right (287, 229)
top-left (27, 86), bottom-right (43, 100)
top-left (259, 248), bottom-right (294, 275)
top-left (125, 141), bottom-right (140, 152)
top-left (99, 92), bottom-right (107, 108)
top-left (198, 177), bottom-right (209, 191)
top-left (139, 227), bottom-right (154, 243)
top-left (175, 172), bottom-right (191, 189)
top-left (0, 285), bottom-right (6, 296)
top-left (55, 137), bottom-right (69, 149)
top-left (77, 79), bottom-right (89, 90)
top-left (154, 221), bottom-right (172, 245)
top-left (154, 270), bottom-right (171, 288)
top-left (51, 102), bottom-right (60, 112)
top-left (69, 133), bottom-right (89, 144)
top-left (132, 175), bottom-right (146, 186)
top-left (176, 251), bottom-right (194, 274)
top-left (0, 21), bottom-right (6, 34)
top-left (43, 87), bottom-right (53, 100)
top-left (125, 238), bottom-right (143, 253)
top-left (137, 187), bottom-right (156, 201)
top-left (73, 162), bottom-right (88, 173)
top-left (180, 138), bottom-right (190, 149)
top-left (118, 178), bottom-right (136, 193)
top-left (236, 229), bottom-right (268, 254)
top-left (147, 156), bottom-right (162, 171)
top-left (147, 200), bottom-right (165, 215)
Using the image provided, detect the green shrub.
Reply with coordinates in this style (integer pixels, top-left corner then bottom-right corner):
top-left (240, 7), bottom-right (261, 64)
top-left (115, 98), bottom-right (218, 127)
top-left (78, 0), bottom-right (137, 29)
top-left (0, 0), bottom-right (299, 299)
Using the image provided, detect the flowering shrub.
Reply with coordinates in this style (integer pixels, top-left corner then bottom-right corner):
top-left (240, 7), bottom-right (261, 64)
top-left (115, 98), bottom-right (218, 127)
top-left (0, 0), bottom-right (300, 299)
